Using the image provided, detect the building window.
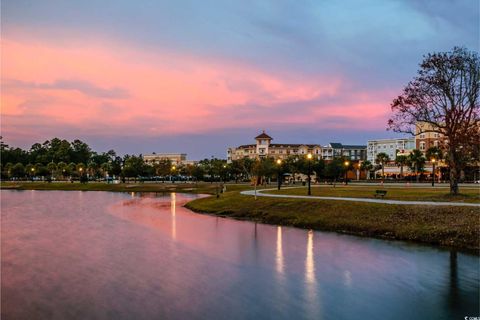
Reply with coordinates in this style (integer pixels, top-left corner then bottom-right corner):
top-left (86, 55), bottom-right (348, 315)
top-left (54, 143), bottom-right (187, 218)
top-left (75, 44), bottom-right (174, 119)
top-left (434, 140), bottom-right (439, 147)
top-left (420, 142), bottom-right (426, 151)
top-left (420, 133), bottom-right (425, 139)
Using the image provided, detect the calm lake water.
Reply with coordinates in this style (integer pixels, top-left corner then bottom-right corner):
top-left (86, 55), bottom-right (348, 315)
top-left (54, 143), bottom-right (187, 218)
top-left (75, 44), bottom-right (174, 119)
top-left (1, 190), bottom-right (479, 320)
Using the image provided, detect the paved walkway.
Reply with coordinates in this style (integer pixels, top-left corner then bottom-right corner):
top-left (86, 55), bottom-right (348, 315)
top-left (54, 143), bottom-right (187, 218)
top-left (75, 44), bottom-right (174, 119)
top-left (240, 188), bottom-right (480, 207)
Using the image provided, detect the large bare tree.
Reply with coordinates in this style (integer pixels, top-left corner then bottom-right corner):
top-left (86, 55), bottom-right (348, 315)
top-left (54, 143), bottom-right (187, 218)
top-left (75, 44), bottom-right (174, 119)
top-left (388, 47), bottom-right (479, 194)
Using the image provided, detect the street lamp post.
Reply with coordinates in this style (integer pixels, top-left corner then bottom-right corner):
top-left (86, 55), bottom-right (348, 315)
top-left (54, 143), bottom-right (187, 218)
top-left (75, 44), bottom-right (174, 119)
top-left (307, 153), bottom-right (312, 195)
top-left (276, 159), bottom-right (282, 190)
top-left (344, 161), bottom-right (350, 185)
top-left (431, 158), bottom-right (436, 187)
top-left (171, 165), bottom-right (176, 183)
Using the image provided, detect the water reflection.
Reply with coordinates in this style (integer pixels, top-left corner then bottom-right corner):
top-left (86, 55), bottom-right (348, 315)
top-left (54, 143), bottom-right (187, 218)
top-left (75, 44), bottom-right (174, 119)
top-left (447, 251), bottom-right (459, 308)
top-left (276, 226), bottom-right (284, 275)
top-left (2, 190), bottom-right (478, 320)
top-left (304, 230), bottom-right (320, 318)
top-left (305, 230), bottom-right (315, 284)
top-left (171, 192), bottom-right (176, 240)
top-left (344, 270), bottom-right (352, 287)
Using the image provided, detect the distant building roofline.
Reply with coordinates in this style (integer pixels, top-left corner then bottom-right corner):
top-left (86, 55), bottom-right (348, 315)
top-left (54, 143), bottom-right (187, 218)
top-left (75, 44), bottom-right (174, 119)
top-left (254, 130), bottom-right (273, 140)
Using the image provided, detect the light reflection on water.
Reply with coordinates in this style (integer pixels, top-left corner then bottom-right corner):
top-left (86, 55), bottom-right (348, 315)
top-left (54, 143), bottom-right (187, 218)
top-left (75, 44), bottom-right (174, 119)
top-left (171, 192), bottom-right (176, 240)
top-left (1, 190), bottom-right (479, 320)
top-left (276, 226), bottom-right (284, 275)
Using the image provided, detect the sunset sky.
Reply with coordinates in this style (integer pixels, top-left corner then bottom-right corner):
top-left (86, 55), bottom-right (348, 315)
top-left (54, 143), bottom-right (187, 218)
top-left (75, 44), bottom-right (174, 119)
top-left (2, 0), bottom-right (478, 159)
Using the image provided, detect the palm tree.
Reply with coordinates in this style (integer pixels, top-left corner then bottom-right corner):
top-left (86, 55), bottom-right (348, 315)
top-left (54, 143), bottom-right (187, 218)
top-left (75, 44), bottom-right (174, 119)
top-left (67, 162), bottom-right (76, 177)
top-left (407, 149), bottom-right (426, 183)
top-left (426, 146), bottom-right (443, 162)
top-left (360, 160), bottom-right (373, 180)
top-left (87, 161), bottom-right (99, 178)
top-left (47, 162), bottom-right (57, 179)
top-left (283, 156), bottom-right (300, 184)
top-left (4, 162), bottom-right (13, 179)
top-left (395, 155), bottom-right (408, 178)
top-left (101, 162), bottom-right (112, 177)
top-left (57, 161), bottom-right (67, 178)
top-left (375, 152), bottom-right (390, 180)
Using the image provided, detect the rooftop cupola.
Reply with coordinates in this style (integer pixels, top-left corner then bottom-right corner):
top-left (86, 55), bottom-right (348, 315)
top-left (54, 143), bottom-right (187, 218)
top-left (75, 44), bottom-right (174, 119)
top-left (255, 130), bottom-right (273, 141)
top-left (255, 130), bottom-right (272, 155)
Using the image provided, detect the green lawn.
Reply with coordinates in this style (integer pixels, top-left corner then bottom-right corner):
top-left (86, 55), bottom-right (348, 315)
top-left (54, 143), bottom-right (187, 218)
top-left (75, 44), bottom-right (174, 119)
top-left (186, 190), bottom-right (480, 252)
top-left (0, 181), bottom-right (258, 195)
top-left (266, 185), bottom-right (480, 203)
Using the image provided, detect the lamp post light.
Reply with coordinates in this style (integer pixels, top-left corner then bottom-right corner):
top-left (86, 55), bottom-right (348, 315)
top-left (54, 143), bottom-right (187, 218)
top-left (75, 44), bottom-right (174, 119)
top-left (276, 159), bottom-right (282, 190)
top-left (78, 167), bottom-right (83, 183)
top-left (31, 167), bottom-right (35, 181)
top-left (307, 153), bottom-right (312, 195)
top-left (171, 165), bottom-right (176, 183)
top-left (431, 158), bottom-right (436, 187)
top-left (344, 161), bottom-right (350, 185)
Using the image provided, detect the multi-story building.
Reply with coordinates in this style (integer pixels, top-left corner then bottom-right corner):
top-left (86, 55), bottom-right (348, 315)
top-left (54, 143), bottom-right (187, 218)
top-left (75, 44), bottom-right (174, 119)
top-left (143, 153), bottom-right (197, 166)
top-left (323, 143), bottom-right (367, 161)
top-left (415, 122), bottom-right (447, 152)
top-left (227, 131), bottom-right (366, 163)
top-left (367, 137), bottom-right (416, 162)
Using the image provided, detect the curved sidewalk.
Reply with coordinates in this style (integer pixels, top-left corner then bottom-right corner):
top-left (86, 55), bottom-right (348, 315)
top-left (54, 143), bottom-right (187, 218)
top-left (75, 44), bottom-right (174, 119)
top-left (240, 188), bottom-right (480, 207)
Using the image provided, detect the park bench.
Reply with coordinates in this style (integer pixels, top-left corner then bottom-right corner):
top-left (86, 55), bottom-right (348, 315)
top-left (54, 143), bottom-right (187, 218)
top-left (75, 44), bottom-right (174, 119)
top-left (374, 190), bottom-right (387, 198)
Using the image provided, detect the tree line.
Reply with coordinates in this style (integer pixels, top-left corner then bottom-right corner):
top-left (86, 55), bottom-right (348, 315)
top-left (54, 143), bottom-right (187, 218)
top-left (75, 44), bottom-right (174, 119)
top-left (3, 135), bottom-right (477, 185)
top-left (0, 136), bottom-right (355, 183)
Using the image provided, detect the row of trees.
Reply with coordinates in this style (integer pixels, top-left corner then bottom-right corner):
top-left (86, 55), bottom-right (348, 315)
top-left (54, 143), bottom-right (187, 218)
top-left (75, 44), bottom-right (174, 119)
top-left (0, 136), bottom-right (354, 183)
top-left (222, 156), bottom-right (353, 184)
top-left (0, 134), bottom-right (461, 184)
top-left (1, 137), bottom-right (123, 179)
top-left (368, 146), bottom-right (443, 181)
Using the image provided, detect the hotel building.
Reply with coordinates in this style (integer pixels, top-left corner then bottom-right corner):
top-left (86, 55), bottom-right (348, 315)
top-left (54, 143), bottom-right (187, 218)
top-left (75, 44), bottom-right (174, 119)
top-left (227, 131), bottom-right (366, 163)
top-left (415, 122), bottom-right (447, 152)
top-left (367, 138), bottom-right (416, 162)
top-left (143, 153), bottom-right (197, 166)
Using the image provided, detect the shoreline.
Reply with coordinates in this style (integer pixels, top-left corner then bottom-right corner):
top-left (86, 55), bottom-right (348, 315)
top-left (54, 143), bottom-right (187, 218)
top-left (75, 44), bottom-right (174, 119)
top-left (3, 182), bottom-right (479, 253)
top-left (184, 198), bottom-right (479, 256)
top-left (184, 192), bottom-right (480, 254)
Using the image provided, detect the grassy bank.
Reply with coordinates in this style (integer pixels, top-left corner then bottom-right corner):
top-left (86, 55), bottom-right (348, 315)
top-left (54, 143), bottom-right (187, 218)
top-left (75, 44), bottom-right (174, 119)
top-left (3, 181), bottom-right (479, 252)
top-left (0, 181), bottom-right (254, 195)
top-left (266, 185), bottom-right (480, 203)
top-left (185, 190), bottom-right (480, 252)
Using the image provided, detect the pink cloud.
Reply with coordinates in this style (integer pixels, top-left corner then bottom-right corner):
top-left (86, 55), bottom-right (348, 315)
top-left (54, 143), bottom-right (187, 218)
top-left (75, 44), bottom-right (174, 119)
top-left (1, 37), bottom-right (393, 142)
